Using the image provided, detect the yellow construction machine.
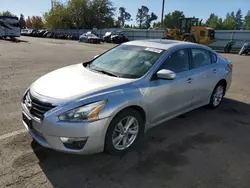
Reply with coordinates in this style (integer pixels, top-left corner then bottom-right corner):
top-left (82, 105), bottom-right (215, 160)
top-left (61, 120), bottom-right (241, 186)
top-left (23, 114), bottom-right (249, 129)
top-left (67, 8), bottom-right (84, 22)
top-left (164, 17), bottom-right (216, 45)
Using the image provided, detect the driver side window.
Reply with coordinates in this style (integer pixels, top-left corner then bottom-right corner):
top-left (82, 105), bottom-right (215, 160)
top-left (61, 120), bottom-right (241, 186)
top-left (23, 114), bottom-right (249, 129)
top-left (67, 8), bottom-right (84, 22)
top-left (160, 49), bottom-right (190, 73)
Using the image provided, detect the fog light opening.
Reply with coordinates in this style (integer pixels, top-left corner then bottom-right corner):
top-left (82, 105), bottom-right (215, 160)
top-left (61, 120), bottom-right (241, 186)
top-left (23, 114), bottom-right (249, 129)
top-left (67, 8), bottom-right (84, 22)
top-left (60, 137), bottom-right (88, 150)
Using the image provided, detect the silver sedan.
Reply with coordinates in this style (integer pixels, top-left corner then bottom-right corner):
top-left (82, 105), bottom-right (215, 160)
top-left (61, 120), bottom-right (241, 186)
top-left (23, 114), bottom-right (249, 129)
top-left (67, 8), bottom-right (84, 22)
top-left (21, 40), bottom-right (232, 155)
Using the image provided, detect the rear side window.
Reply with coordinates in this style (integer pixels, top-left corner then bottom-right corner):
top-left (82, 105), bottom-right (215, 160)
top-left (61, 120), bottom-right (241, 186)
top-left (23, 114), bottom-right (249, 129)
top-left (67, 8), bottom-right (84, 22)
top-left (210, 52), bottom-right (217, 64)
top-left (191, 49), bottom-right (211, 69)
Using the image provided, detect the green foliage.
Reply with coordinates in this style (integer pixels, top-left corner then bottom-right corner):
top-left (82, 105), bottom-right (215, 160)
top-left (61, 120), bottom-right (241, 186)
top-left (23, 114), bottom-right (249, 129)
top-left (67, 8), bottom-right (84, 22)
top-left (118, 7), bottom-right (132, 27)
top-left (163, 10), bottom-right (185, 28)
top-left (222, 12), bottom-right (237, 30)
top-left (25, 16), bottom-right (44, 29)
top-left (245, 11), bottom-right (250, 30)
top-left (0, 11), bottom-right (16, 17)
top-left (44, 0), bottom-right (116, 30)
top-left (206, 14), bottom-right (224, 29)
top-left (136, 6), bottom-right (157, 29)
top-left (159, 9), bottom-right (249, 30)
top-left (235, 9), bottom-right (243, 30)
top-left (152, 22), bottom-right (162, 29)
top-left (44, 1), bottom-right (74, 30)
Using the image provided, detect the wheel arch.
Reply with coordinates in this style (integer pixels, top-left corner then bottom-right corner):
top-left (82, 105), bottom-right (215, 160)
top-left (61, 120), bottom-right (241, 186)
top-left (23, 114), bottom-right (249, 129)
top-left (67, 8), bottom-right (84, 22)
top-left (111, 105), bottom-right (146, 126)
top-left (217, 79), bottom-right (227, 95)
top-left (183, 34), bottom-right (197, 43)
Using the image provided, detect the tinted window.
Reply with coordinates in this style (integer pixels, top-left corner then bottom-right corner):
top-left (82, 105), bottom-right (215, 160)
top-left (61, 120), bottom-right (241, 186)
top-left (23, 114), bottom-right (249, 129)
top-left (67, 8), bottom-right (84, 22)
top-left (210, 52), bottom-right (217, 64)
top-left (191, 49), bottom-right (211, 69)
top-left (160, 49), bottom-right (189, 73)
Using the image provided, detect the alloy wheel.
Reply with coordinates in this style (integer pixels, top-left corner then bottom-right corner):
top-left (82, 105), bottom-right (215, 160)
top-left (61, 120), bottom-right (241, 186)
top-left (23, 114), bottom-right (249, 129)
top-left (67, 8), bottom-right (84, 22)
top-left (212, 85), bottom-right (224, 107)
top-left (112, 116), bottom-right (139, 150)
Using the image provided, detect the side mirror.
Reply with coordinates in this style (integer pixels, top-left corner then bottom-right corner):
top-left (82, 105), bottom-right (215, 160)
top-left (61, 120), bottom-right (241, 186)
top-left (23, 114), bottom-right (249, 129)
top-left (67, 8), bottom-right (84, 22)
top-left (156, 69), bottom-right (176, 80)
top-left (94, 54), bottom-right (100, 59)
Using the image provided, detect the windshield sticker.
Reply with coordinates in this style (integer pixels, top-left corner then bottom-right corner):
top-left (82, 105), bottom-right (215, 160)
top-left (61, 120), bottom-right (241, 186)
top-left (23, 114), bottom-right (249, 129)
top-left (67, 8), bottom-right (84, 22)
top-left (145, 48), bottom-right (163, 54)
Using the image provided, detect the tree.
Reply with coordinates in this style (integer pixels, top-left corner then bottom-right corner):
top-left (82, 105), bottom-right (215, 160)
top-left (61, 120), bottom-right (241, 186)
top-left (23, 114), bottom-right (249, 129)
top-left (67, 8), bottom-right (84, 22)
top-left (223, 12), bottom-right (237, 30)
top-left (113, 20), bottom-right (121, 28)
top-left (206, 13), bottom-right (223, 29)
top-left (89, 0), bottom-right (116, 28)
top-left (118, 7), bottom-right (132, 27)
top-left (163, 10), bottom-right (185, 28)
top-left (136, 6), bottom-right (158, 29)
top-left (31, 16), bottom-right (44, 29)
top-left (44, 1), bottom-right (74, 30)
top-left (25, 16), bottom-right (44, 29)
top-left (153, 21), bottom-right (162, 29)
top-left (146, 12), bottom-right (158, 28)
top-left (26, 17), bottom-right (32, 28)
top-left (136, 6), bottom-right (149, 28)
top-left (245, 11), bottom-right (250, 30)
top-left (235, 9), bottom-right (243, 30)
top-left (19, 14), bottom-right (26, 29)
top-left (0, 11), bottom-right (16, 17)
top-left (45, 0), bottom-right (116, 30)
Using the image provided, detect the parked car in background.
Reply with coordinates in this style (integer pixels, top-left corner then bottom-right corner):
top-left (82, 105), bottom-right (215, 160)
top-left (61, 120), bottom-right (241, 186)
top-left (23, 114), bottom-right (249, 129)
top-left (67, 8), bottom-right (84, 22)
top-left (239, 42), bottom-right (250, 55)
top-left (111, 31), bottom-right (129, 44)
top-left (21, 40), bottom-right (232, 156)
top-left (79, 32), bottom-right (101, 44)
top-left (103, 31), bottom-right (114, 43)
top-left (21, 29), bottom-right (34, 36)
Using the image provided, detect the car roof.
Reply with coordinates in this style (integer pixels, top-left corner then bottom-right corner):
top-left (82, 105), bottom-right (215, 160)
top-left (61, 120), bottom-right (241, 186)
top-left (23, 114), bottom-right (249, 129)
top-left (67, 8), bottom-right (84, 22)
top-left (124, 39), bottom-right (213, 52)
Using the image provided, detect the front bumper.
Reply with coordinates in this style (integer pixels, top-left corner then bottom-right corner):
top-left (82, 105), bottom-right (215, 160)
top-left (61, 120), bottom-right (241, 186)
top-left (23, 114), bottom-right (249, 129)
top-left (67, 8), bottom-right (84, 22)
top-left (21, 103), bottom-right (112, 154)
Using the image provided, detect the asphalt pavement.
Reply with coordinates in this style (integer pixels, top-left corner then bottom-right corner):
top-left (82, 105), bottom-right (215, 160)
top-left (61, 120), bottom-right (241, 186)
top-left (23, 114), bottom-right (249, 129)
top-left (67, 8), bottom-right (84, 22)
top-left (0, 37), bottom-right (250, 188)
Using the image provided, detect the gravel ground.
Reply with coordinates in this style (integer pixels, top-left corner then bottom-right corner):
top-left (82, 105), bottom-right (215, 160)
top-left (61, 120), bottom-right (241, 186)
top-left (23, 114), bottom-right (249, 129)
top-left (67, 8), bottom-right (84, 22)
top-left (0, 37), bottom-right (250, 188)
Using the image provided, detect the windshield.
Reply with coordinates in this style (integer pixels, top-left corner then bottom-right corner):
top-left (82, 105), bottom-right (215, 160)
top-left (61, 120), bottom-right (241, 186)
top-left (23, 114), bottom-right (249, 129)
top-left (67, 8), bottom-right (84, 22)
top-left (89, 45), bottom-right (164, 78)
top-left (87, 34), bottom-right (97, 37)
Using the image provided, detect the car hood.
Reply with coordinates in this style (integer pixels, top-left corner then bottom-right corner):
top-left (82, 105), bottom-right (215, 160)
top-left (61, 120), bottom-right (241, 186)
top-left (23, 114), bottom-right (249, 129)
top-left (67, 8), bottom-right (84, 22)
top-left (31, 64), bottom-right (132, 101)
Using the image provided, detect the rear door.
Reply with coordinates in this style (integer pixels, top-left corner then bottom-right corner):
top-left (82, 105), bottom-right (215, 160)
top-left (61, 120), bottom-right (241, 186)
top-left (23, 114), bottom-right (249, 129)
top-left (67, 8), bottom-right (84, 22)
top-left (189, 48), bottom-right (220, 105)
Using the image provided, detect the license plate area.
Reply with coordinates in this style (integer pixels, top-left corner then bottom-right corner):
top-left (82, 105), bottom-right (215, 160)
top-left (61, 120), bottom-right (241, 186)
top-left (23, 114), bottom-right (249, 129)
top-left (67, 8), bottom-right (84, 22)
top-left (22, 112), bottom-right (33, 129)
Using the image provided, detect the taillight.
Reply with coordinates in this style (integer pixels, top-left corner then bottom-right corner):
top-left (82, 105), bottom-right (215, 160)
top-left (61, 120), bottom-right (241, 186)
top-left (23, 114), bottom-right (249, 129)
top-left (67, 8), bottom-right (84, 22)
top-left (227, 63), bottom-right (233, 72)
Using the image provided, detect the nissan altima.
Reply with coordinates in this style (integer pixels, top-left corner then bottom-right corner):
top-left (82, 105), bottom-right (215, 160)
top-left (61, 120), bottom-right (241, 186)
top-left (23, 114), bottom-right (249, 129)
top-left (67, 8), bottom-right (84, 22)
top-left (21, 40), bottom-right (232, 155)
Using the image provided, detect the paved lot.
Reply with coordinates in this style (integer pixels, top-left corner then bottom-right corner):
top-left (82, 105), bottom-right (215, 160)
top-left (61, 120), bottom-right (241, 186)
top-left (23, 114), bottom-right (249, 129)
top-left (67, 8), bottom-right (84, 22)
top-left (0, 37), bottom-right (250, 188)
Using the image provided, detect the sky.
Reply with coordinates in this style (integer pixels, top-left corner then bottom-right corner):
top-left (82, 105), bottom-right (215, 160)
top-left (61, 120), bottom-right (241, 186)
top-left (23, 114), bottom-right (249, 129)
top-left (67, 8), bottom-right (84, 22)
top-left (0, 0), bottom-right (249, 24)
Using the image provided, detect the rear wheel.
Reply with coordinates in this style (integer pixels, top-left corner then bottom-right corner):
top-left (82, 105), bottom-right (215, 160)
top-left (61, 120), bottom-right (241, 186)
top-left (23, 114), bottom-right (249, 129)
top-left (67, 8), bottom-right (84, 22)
top-left (184, 35), bottom-right (195, 43)
top-left (105, 109), bottom-right (144, 155)
top-left (208, 84), bottom-right (225, 108)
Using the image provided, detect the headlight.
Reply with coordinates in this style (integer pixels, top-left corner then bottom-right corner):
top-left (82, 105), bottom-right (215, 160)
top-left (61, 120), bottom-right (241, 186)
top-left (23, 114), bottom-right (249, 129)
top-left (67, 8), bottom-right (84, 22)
top-left (58, 100), bottom-right (106, 122)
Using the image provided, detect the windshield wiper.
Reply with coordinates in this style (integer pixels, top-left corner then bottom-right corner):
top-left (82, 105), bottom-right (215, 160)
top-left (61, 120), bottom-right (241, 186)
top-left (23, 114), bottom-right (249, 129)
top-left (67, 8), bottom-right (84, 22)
top-left (91, 68), bottom-right (119, 77)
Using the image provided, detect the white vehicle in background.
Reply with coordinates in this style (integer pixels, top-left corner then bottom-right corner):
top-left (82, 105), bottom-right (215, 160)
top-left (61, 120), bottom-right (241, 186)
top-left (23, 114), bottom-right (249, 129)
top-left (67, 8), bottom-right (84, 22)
top-left (0, 16), bottom-right (20, 38)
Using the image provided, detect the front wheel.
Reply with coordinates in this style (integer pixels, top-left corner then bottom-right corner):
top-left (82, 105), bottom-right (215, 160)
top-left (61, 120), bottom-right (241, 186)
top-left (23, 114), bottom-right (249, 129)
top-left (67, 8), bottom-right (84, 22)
top-left (105, 109), bottom-right (144, 155)
top-left (208, 84), bottom-right (225, 108)
top-left (184, 35), bottom-right (195, 43)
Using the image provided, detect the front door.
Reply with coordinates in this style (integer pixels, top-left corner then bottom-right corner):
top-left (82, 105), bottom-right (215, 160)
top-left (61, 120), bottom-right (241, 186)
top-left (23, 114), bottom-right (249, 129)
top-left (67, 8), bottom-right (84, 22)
top-left (145, 49), bottom-right (195, 125)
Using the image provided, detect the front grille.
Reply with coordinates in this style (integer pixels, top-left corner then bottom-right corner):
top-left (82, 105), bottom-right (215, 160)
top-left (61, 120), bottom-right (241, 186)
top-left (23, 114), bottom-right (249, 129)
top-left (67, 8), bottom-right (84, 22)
top-left (24, 91), bottom-right (55, 120)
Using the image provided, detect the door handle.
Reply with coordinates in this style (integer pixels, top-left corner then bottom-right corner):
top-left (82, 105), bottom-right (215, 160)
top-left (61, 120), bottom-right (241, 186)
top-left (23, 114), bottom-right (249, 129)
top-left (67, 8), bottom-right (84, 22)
top-left (213, 69), bottom-right (217, 73)
top-left (186, 78), bottom-right (193, 83)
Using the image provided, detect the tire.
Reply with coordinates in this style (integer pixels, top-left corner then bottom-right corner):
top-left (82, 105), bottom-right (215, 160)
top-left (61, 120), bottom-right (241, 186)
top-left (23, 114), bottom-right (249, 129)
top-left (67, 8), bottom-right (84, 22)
top-left (105, 108), bottom-right (145, 156)
top-left (224, 46), bottom-right (230, 53)
top-left (208, 83), bottom-right (225, 109)
top-left (184, 35), bottom-right (195, 43)
top-left (162, 35), bottom-right (174, 40)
